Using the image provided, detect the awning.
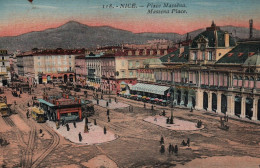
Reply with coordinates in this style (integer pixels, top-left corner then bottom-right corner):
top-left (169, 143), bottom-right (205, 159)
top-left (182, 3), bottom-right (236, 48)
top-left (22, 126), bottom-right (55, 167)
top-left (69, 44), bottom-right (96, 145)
top-left (38, 99), bottom-right (55, 107)
top-left (131, 83), bottom-right (169, 95)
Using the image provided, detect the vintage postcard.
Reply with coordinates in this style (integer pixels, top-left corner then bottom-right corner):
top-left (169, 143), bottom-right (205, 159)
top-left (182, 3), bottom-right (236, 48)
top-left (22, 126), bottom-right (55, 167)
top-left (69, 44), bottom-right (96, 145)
top-left (0, 0), bottom-right (260, 167)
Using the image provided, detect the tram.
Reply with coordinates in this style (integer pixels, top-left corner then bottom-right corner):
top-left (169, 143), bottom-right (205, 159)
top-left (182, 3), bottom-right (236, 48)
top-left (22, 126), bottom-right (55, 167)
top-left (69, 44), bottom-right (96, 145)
top-left (0, 97), bottom-right (10, 117)
top-left (31, 107), bottom-right (46, 123)
top-left (0, 103), bottom-right (10, 117)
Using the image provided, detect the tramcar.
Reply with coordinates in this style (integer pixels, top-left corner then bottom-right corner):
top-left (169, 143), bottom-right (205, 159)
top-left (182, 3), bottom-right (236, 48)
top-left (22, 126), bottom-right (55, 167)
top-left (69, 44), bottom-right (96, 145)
top-left (31, 107), bottom-right (46, 123)
top-left (0, 103), bottom-right (10, 117)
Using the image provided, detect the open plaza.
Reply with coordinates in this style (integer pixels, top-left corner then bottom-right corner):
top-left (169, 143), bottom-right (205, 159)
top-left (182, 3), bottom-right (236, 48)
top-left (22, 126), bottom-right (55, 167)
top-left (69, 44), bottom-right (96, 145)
top-left (0, 82), bottom-right (259, 168)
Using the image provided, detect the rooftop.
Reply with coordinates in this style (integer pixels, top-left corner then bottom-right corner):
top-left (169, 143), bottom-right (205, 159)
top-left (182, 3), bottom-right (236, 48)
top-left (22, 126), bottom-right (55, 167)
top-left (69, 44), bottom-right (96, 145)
top-left (17, 48), bottom-right (86, 57)
top-left (217, 41), bottom-right (260, 64)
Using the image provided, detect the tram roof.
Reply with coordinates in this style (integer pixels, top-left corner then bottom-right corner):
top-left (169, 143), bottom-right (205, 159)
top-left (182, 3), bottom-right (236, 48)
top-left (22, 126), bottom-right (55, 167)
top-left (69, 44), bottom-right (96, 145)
top-left (38, 98), bottom-right (55, 107)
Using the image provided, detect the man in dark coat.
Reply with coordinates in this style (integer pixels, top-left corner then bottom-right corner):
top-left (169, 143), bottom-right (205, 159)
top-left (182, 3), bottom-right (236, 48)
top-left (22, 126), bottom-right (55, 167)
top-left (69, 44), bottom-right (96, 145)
top-left (160, 144), bottom-right (165, 154)
top-left (168, 144), bottom-right (172, 154)
top-left (66, 123), bottom-right (70, 131)
top-left (187, 138), bottom-right (190, 147)
top-left (107, 109), bottom-right (110, 116)
top-left (174, 145), bottom-right (178, 154)
top-left (78, 132), bottom-right (82, 142)
top-left (160, 136), bottom-right (164, 145)
top-left (104, 126), bottom-right (107, 134)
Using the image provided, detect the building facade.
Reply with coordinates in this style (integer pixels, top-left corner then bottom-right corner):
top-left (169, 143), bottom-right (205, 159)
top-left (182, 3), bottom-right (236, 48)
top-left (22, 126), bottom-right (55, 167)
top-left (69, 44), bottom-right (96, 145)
top-left (16, 48), bottom-right (85, 84)
top-left (134, 23), bottom-right (260, 122)
top-left (75, 55), bottom-right (87, 86)
top-left (0, 50), bottom-right (11, 86)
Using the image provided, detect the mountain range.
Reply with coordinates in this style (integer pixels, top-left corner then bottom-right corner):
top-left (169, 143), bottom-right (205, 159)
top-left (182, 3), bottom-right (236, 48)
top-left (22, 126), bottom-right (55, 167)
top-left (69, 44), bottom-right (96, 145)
top-left (1, 21), bottom-right (260, 52)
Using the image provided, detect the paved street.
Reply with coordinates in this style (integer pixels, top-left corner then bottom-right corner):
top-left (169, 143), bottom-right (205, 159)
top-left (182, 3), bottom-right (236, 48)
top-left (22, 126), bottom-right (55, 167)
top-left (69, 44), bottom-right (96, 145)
top-left (0, 84), bottom-right (260, 168)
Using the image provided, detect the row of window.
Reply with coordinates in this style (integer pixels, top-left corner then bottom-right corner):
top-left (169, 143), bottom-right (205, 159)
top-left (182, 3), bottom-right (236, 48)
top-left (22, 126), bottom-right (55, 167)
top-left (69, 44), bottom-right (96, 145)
top-left (37, 61), bottom-right (72, 66)
top-left (37, 55), bottom-right (72, 60)
top-left (128, 61), bottom-right (140, 68)
top-left (38, 67), bottom-right (71, 72)
top-left (192, 51), bottom-right (213, 61)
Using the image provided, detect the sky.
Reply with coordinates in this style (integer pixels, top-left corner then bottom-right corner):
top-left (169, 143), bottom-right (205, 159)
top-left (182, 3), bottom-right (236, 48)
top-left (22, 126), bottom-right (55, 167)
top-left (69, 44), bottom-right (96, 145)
top-left (0, 0), bottom-right (260, 37)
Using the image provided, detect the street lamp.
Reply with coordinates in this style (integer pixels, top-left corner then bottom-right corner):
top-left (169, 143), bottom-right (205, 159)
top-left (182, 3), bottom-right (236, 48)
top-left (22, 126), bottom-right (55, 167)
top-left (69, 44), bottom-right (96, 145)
top-left (108, 78), bottom-right (111, 103)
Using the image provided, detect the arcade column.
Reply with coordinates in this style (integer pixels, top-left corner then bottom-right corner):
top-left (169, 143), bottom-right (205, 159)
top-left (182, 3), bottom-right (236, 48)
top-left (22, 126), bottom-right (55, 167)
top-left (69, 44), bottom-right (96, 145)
top-left (195, 89), bottom-right (203, 110)
top-left (173, 90), bottom-right (178, 105)
top-left (216, 92), bottom-right (222, 114)
top-left (227, 94), bottom-right (235, 116)
top-left (241, 96), bottom-right (246, 118)
top-left (180, 90), bottom-right (185, 106)
top-left (208, 91), bottom-right (212, 112)
top-left (252, 97), bottom-right (258, 121)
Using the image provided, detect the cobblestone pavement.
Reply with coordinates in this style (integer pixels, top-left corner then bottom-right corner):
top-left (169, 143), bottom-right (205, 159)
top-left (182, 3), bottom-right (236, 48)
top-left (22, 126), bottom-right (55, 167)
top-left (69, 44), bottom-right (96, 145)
top-left (0, 84), bottom-right (260, 168)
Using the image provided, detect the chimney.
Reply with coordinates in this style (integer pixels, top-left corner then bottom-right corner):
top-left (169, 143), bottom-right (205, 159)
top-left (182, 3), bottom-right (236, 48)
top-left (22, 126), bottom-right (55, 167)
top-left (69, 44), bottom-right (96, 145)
top-left (214, 30), bottom-right (218, 47)
top-left (249, 19), bottom-right (253, 39)
top-left (224, 32), bottom-right (230, 47)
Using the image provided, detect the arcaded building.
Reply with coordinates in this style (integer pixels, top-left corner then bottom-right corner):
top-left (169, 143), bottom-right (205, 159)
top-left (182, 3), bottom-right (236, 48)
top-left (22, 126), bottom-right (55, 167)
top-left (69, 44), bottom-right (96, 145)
top-left (135, 22), bottom-right (260, 121)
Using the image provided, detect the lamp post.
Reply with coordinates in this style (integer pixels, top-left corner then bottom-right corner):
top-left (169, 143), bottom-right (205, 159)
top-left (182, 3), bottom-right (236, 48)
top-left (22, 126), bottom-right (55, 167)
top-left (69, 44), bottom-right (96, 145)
top-left (108, 78), bottom-right (111, 103)
top-left (170, 92), bottom-right (174, 124)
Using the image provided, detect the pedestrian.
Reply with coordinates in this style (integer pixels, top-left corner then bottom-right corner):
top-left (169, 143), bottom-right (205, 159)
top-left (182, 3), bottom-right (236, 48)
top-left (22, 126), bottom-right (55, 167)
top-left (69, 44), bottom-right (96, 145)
top-left (85, 117), bottom-right (88, 124)
top-left (187, 138), bottom-right (190, 147)
top-left (104, 126), bottom-right (107, 134)
top-left (39, 129), bottom-right (43, 134)
top-left (174, 145), bottom-right (178, 154)
top-left (66, 123), bottom-right (70, 131)
top-left (160, 144), bottom-right (165, 154)
top-left (26, 110), bottom-right (29, 119)
top-left (144, 103), bottom-right (146, 109)
top-left (160, 136), bottom-right (164, 145)
top-left (97, 99), bottom-right (99, 105)
top-left (106, 101), bottom-right (109, 107)
top-left (182, 140), bottom-right (187, 146)
top-left (168, 143), bottom-right (172, 154)
top-left (27, 102), bottom-right (30, 107)
top-left (108, 116), bottom-right (110, 122)
top-left (107, 109), bottom-right (110, 116)
top-left (115, 97), bottom-right (117, 103)
top-left (151, 105), bottom-right (154, 110)
top-left (78, 132), bottom-right (82, 142)
top-left (171, 145), bottom-right (174, 154)
top-left (162, 110), bottom-right (165, 116)
top-left (73, 121), bottom-right (76, 128)
top-left (94, 119), bottom-right (97, 125)
top-left (62, 119), bottom-right (65, 126)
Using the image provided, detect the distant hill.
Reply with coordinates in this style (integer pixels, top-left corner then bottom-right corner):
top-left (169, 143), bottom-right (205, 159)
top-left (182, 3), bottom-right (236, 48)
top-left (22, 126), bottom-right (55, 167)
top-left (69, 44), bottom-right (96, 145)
top-left (0, 21), bottom-right (259, 52)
